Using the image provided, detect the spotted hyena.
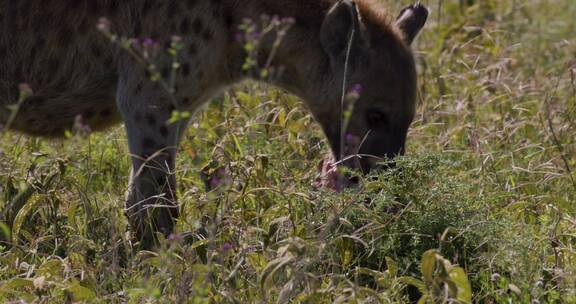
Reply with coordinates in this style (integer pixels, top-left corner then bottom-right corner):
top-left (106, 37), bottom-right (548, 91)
top-left (0, 0), bottom-right (427, 246)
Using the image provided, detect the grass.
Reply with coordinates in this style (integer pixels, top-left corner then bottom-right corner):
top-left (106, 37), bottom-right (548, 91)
top-left (1, 0), bottom-right (575, 303)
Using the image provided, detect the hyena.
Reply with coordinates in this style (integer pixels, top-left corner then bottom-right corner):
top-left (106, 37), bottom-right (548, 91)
top-left (0, 0), bottom-right (427, 246)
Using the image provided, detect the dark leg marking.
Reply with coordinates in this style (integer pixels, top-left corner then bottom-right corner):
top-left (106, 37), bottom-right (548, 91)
top-left (181, 63), bottom-right (191, 77)
top-left (142, 137), bottom-right (157, 151)
top-left (145, 113), bottom-right (157, 126)
top-left (159, 126), bottom-right (169, 138)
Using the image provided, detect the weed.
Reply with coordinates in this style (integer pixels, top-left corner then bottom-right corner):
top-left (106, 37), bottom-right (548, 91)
top-left (1, 0), bottom-right (575, 303)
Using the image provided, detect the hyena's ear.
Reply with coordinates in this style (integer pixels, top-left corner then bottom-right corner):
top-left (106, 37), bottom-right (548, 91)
top-left (321, 0), bottom-right (363, 63)
top-left (396, 3), bottom-right (428, 45)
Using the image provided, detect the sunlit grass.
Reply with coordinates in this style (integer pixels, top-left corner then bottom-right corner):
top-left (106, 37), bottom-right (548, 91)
top-left (1, 0), bottom-right (575, 303)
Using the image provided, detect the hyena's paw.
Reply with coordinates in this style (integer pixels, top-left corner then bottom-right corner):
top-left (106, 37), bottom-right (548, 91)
top-left (125, 195), bottom-right (179, 249)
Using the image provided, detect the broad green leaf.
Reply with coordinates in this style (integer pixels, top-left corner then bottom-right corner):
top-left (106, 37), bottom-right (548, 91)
top-left (0, 222), bottom-right (10, 240)
top-left (66, 280), bottom-right (96, 301)
top-left (38, 259), bottom-right (64, 278)
top-left (0, 278), bottom-right (34, 292)
top-left (142, 257), bottom-right (162, 267)
top-left (385, 257), bottom-right (398, 278)
top-left (67, 199), bottom-right (79, 227)
top-left (421, 249), bottom-right (437, 284)
top-left (449, 267), bottom-right (472, 303)
top-left (11, 193), bottom-right (43, 244)
top-left (190, 238), bottom-right (208, 249)
top-left (397, 276), bottom-right (426, 293)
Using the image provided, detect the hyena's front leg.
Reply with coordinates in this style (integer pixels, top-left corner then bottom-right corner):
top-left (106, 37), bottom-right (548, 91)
top-left (117, 69), bottom-right (188, 248)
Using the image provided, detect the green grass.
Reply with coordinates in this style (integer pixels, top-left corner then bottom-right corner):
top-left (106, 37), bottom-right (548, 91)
top-left (1, 0), bottom-right (575, 303)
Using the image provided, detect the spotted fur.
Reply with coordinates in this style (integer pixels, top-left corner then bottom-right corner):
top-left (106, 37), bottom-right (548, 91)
top-left (0, 0), bottom-right (427, 246)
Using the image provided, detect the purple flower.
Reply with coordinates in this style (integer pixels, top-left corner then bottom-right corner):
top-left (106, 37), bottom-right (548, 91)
top-left (352, 84), bottom-right (363, 95)
top-left (131, 38), bottom-right (142, 48)
top-left (346, 133), bottom-right (355, 143)
top-left (18, 83), bottom-right (33, 96)
top-left (345, 133), bottom-right (361, 146)
top-left (96, 17), bottom-right (111, 33)
top-left (283, 17), bottom-right (296, 25)
top-left (143, 37), bottom-right (155, 47)
top-left (346, 84), bottom-right (363, 101)
top-left (167, 233), bottom-right (183, 242)
top-left (221, 242), bottom-right (233, 252)
top-left (234, 33), bottom-right (244, 43)
top-left (210, 177), bottom-right (222, 188)
top-left (249, 31), bottom-right (261, 40)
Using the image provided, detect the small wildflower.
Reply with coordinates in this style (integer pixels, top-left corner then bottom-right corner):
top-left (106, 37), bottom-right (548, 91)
top-left (96, 17), bottom-right (111, 33)
top-left (136, 37), bottom-right (159, 59)
top-left (283, 17), bottom-right (295, 25)
top-left (131, 38), bottom-right (142, 48)
top-left (534, 279), bottom-right (544, 288)
top-left (18, 83), bottom-right (33, 96)
top-left (143, 37), bottom-right (155, 46)
top-left (234, 33), bottom-right (243, 43)
top-left (210, 176), bottom-right (222, 188)
top-left (18, 83), bottom-right (33, 100)
top-left (170, 35), bottom-right (184, 50)
top-left (221, 242), bottom-right (233, 253)
top-left (490, 273), bottom-right (501, 282)
top-left (167, 233), bottom-right (184, 242)
top-left (249, 31), bottom-right (261, 41)
top-left (346, 84), bottom-right (363, 100)
top-left (345, 133), bottom-right (361, 146)
top-left (33, 276), bottom-right (47, 290)
top-left (73, 114), bottom-right (92, 137)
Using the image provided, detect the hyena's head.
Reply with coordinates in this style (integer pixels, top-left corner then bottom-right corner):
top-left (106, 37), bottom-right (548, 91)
top-left (316, 1), bottom-right (427, 173)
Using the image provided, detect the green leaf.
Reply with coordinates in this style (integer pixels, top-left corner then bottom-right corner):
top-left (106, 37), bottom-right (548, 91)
top-left (190, 238), bottom-right (208, 249)
top-left (0, 222), bottom-right (10, 240)
top-left (397, 277), bottom-right (426, 293)
top-left (246, 253), bottom-right (267, 272)
top-left (38, 259), bottom-right (64, 278)
top-left (67, 199), bottom-right (79, 228)
top-left (421, 249), bottom-right (437, 284)
top-left (0, 278), bottom-right (34, 293)
top-left (142, 257), bottom-right (162, 268)
top-left (385, 257), bottom-right (398, 278)
top-left (12, 193), bottom-right (42, 244)
top-left (66, 280), bottom-right (96, 301)
top-left (449, 267), bottom-right (472, 303)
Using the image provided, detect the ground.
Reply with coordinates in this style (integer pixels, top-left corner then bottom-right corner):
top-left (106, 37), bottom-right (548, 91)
top-left (1, 0), bottom-right (575, 303)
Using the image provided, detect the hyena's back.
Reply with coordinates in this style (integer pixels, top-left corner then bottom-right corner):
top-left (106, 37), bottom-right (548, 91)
top-left (0, 1), bottom-right (131, 136)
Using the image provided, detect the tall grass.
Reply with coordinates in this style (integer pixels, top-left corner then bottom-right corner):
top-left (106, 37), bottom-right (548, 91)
top-left (1, 0), bottom-right (575, 302)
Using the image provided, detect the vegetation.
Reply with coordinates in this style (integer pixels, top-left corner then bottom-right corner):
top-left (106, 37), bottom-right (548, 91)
top-left (1, 0), bottom-right (575, 302)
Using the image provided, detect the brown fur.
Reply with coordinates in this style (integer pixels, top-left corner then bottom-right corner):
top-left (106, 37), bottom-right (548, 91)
top-left (0, 0), bottom-right (427, 246)
top-left (0, 0), bottom-right (411, 136)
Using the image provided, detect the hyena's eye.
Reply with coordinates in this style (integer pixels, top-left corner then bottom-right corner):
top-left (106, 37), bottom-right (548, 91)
top-left (367, 110), bottom-right (388, 128)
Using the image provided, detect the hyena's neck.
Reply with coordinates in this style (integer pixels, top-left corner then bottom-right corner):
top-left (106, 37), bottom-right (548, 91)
top-left (111, 0), bottom-right (337, 106)
top-left (222, 0), bottom-right (335, 100)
